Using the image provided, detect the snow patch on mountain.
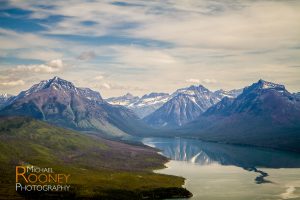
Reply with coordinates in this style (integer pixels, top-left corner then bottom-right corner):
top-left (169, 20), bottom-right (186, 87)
top-left (106, 92), bottom-right (170, 118)
top-left (144, 85), bottom-right (220, 127)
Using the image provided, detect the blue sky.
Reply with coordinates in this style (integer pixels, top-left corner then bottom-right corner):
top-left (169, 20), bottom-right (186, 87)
top-left (0, 0), bottom-right (300, 97)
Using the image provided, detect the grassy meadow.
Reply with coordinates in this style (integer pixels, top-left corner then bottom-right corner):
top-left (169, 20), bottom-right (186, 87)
top-left (0, 116), bottom-right (191, 199)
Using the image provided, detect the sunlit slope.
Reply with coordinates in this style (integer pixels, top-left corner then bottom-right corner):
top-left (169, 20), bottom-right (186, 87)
top-left (0, 116), bottom-right (190, 199)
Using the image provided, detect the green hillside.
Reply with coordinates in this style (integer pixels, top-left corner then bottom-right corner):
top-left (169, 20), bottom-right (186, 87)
top-left (0, 116), bottom-right (191, 199)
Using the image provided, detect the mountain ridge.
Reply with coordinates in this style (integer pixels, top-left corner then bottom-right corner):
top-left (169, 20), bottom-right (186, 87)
top-left (176, 79), bottom-right (300, 153)
top-left (143, 84), bottom-right (238, 128)
top-left (106, 92), bottom-right (170, 118)
top-left (0, 77), bottom-right (149, 137)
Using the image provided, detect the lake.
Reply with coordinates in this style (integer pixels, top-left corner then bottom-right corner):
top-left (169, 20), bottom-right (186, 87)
top-left (142, 137), bottom-right (300, 200)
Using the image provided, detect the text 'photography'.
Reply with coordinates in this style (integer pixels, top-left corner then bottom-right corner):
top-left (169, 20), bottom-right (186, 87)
top-left (0, 0), bottom-right (300, 200)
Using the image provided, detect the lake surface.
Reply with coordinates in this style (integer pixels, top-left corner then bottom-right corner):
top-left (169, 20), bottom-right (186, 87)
top-left (142, 137), bottom-right (300, 200)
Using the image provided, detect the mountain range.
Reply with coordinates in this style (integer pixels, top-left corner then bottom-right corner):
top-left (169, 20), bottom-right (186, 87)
top-left (106, 92), bottom-right (170, 118)
top-left (0, 76), bottom-right (148, 137)
top-left (1, 77), bottom-right (299, 152)
top-left (107, 85), bottom-right (241, 127)
top-left (144, 85), bottom-right (241, 128)
top-left (176, 80), bottom-right (300, 152)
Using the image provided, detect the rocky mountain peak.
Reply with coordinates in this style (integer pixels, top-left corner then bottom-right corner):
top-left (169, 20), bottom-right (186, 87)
top-left (123, 93), bottom-right (136, 99)
top-left (44, 76), bottom-right (76, 90)
top-left (256, 79), bottom-right (285, 90)
top-left (242, 79), bottom-right (286, 95)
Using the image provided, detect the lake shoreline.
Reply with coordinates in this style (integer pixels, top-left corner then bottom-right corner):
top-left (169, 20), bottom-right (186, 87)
top-left (143, 137), bottom-right (300, 200)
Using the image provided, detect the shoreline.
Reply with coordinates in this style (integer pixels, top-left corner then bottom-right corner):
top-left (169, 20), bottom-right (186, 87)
top-left (143, 140), bottom-right (193, 199)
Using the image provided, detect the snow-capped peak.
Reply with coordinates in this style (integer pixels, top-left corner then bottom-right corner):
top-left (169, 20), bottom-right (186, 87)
top-left (10, 77), bottom-right (104, 104)
top-left (24, 76), bottom-right (76, 96)
top-left (106, 93), bottom-right (139, 106)
top-left (258, 79), bottom-right (285, 90)
top-left (106, 92), bottom-right (171, 118)
top-left (45, 76), bottom-right (75, 89)
top-left (244, 79), bottom-right (286, 93)
top-left (174, 85), bottom-right (210, 97)
top-left (214, 89), bottom-right (242, 101)
top-left (0, 93), bottom-right (12, 98)
top-left (78, 87), bottom-right (103, 101)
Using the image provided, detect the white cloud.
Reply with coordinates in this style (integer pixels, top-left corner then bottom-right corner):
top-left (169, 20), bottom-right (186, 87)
top-left (0, 28), bottom-right (60, 50)
top-left (101, 83), bottom-right (111, 89)
top-left (16, 49), bottom-right (63, 62)
top-left (93, 82), bottom-right (144, 95)
top-left (202, 78), bottom-right (217, 84)
top-left (129, 1), bottom-right (300, 51)
top-left (0, 80), bottom-right (25, 86)
top-left (186, 78), bottom-right (200, 84)
top-left (1, 0), bottom-right (300, 95)
top-left (11, 59), bottom-right (64, 73)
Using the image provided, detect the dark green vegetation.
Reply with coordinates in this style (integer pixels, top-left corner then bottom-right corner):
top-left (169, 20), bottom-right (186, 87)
top-left (0, 116), bottom-right (191, 200)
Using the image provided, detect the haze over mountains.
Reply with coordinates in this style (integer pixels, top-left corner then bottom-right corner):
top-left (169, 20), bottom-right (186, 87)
top-left (0, 77), bottom-right (300, 152)
top-left (107, 85), bottom-right (242, 127)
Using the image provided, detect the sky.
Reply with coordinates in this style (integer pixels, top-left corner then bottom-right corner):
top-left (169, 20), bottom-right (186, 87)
top-left (0, 0), bottom-right (300, 98)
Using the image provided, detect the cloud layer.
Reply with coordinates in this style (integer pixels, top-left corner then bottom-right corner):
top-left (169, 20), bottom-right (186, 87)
top-left (0, 0), bottom-right (300, 97)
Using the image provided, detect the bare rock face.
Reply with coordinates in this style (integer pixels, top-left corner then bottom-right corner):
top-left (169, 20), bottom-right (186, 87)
top-left (179, 80), bottom-right (300, 153)
top-left (144, 85), bottom-right (219, 128)
top-left (0, 76), bottom-right (147, 137)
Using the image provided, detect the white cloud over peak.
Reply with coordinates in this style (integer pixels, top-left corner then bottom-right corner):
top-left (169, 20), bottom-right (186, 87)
top-left (186, 78), bottom-right (200, 84)
top-left (1, 0), bottom-right (300, 95)
top-left (101, 83), bottom-right (111, 89)
top-left (202, 78), bottom-right (217, 84)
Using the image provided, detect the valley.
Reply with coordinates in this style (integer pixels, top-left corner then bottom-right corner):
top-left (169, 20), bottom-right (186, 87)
top-left (0, 77), bottom-right (299, 199)
top-left (0, 116), bottom-right (191, 199)
top-left (1, 1), bottom-right (299, 199)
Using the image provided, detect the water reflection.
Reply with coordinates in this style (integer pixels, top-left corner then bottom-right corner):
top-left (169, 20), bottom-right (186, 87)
top-left (143, 137), bottom-right (300, 184)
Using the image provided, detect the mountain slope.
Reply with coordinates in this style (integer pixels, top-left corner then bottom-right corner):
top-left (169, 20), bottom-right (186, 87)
top-left (0, 93), bottom-right (14, 109)
top-left (0, 116), bottom-right (190, 199)
top-left (144, 85), bottom-right (219, 128)
top-left (179, 80), bottom-right (300, 153)
top-left (106, 93), bottom-right (139, 106)
top-left (130, 92), bottom-right (170, 118)
top-left (213, 89), bottom-right (242, 101)
top-left (0, 77), bottom-right (149, 137)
